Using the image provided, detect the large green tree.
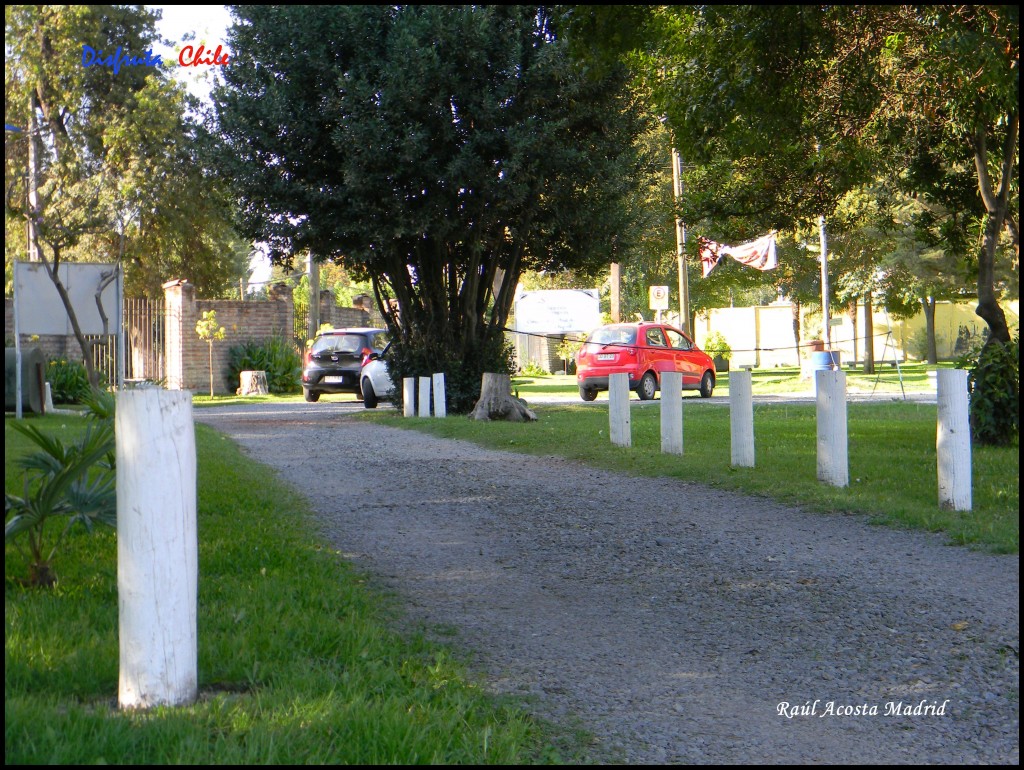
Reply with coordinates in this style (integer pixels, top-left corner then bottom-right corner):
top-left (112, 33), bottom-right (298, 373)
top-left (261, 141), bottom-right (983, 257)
top-left (215, 5), bottom-right (649, 411)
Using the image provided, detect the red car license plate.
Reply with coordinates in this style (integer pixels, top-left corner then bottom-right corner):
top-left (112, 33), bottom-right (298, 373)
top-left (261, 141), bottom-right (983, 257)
top-left (597, 353), bottom-right (615, 361)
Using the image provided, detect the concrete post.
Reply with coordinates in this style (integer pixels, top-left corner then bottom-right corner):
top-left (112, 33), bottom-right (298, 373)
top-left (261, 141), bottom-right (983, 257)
top-left (660, 371), bottom-right (683, 454)
top-left (418, 376), bottom-right (431, 417)
top-left (815, 369), bottom-right (848, 487)
top-left (116, 389), bottom-right (197, 709)
top-left (730, 369), bottom-right (755, 467)
top-left (403, 377), bottom-right (416, 417)
top-left (432, 373), bottom-right (446, 418)
top-left (937, 369), bottom-right (971, 511)
top-left (608, 372), bottom-right (631, 447)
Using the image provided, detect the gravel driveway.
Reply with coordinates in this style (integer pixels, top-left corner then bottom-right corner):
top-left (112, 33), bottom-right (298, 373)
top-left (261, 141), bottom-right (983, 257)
top-left (195, 404), bottom-right (1018, 764)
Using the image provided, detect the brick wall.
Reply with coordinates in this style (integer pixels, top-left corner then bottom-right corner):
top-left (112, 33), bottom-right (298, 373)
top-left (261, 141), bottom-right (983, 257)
top-left (163, 280), bottom-right (370, 395)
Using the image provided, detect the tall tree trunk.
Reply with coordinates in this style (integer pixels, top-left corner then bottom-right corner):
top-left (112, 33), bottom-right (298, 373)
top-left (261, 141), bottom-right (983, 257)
top-left (791, 299), bottom-right (801, 365)
top-left (862, 290), bottom-right (875, 375)
top-left (971, 117), bottom-right (1016, 346)
top-left (34, 239), bottom-right (100, 388)
top-left (921, 296), bottom-right (938, 365)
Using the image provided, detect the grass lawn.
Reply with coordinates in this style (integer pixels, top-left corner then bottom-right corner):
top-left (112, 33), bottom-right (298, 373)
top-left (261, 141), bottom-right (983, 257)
top-left (511, 361), bottom-right (952, 400)
top-left (5, 414), bottom-right (574, 765)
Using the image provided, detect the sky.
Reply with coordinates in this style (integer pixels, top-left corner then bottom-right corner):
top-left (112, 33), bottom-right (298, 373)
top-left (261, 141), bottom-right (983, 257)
top-left (150, 5), bottom-right (232, 103)
top-left (149, 6), bottom-right (273, 287)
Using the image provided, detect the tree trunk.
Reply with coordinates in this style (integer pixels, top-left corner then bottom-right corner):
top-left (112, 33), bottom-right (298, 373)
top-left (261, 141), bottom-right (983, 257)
top-left (791, 299), bottom-right (801, 365)
top-left (921, 296), bottom-right (938, 365)
top-left (971, 118), bottom-right (1015, 346)
top-left (862, 290), bottom-right (875, 374)
top-left (35, 241), bottom-right (100, 388)
top-left (470, 373), bottom-right (536, 422)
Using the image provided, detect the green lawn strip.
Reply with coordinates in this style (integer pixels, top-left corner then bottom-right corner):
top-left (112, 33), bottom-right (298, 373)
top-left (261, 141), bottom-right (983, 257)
top-left (369, 401), bottom-right (1018, 554)
top-left (512, 362), bottom-right (952, 400)
top-left (5, 416), bottom-right (568, 765)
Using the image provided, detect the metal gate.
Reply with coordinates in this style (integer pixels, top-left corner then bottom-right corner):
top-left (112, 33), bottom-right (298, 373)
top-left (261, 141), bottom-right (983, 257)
top-left (85, 297), bottom-right (166, 387)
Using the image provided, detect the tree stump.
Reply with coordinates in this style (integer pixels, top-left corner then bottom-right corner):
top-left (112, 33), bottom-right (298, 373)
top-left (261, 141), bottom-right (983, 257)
top-left (239, 370), bottom-right (269, 396)
top-left (470, 372), bottom-right (537, 422)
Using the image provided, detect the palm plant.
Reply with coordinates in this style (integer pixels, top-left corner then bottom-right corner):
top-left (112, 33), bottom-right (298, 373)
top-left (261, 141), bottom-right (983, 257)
top-left (5, 395), bottom-right (116, 587)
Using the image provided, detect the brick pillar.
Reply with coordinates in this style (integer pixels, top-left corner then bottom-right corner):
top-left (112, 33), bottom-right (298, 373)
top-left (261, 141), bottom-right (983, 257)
top-left (163, 279), bottom-right (196, 391)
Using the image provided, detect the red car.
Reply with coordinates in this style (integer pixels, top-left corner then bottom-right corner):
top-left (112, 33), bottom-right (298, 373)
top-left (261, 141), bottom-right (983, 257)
top-left (575, 322), bottom-right (716, 401)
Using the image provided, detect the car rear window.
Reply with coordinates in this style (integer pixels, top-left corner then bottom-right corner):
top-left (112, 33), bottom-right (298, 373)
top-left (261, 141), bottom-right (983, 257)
top-left (587, 327), bottom-right (637, 346)
top-left (312, 334), bottom-right (366, 355)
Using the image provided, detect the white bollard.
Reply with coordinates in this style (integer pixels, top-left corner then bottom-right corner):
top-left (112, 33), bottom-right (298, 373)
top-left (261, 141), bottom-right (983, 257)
top-left (815, 369), bottom-right (848, 487)
top-left (937, 369), bottom-right (971, 511)
top-left (432, 373), bottom-right (446, 418)
top-left (116, 389), bottom-right (197, 709)
top-left (730, 369), bottom-right (755, 467)
top-left (608, 372), bottom-right (631, 447)
top-left (403, 378), bottom-right (416, 417)
top-left (418, 376), bottom-right (431, 417)
top-left (660, 371), bottom-right (683, 454)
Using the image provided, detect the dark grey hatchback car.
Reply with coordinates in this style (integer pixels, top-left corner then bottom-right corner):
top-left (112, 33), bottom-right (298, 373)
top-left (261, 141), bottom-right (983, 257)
top-left (301, 328), bottom-right (389, 402)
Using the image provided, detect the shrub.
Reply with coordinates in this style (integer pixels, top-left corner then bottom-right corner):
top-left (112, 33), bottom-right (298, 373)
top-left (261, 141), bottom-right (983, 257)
top-left (46, 358), bottom-right (91, 404)
top-left (703, 331), bottom-right (732, 361)
top-left (519, 362), bottom-right (549, 377)
top-left (966, 334), bottom-right (1019, 446)
top-left (226, 336), bottom-right (302, 394)
top-left (387, 332), bottom-right (515, 414)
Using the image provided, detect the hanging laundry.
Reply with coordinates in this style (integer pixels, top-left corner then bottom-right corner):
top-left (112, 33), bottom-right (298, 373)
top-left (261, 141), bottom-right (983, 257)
top-left (698, 232), bottom-right (777, 277)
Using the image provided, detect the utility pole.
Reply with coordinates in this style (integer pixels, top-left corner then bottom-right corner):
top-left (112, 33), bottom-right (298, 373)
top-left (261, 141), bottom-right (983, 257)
top-left (819, 213), bottom-right (831, 349)
top-left (27, 97), bottom-right (40, 261)
top-left (672, 147), bottom-right (690, 335)
top-left (307, 252), bottom-right (320, 341)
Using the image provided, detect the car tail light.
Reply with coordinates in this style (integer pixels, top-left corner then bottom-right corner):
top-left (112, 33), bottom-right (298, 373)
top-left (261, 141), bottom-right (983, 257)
top-left (360, 347), bottom-right (373, 367)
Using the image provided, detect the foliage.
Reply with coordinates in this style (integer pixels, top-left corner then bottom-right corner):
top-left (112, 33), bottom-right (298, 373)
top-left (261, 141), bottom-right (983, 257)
top-left (520, 362), bottom-right (549, 378)
top-left (966, 335), bottom-right (1020, 447)
top-left (226, 337), bottom-right (302, 395)
top-left (555, 336), bottom-right (584, 364)
top-left (46, 358), bottom-right (90, 405)
top-left (196, 310), bottom-right (226, 398)
top-left (215, 5), bottom-right (650, 412)
top-left (4, 392), bottom-right (115, 587)
top-left (4, 6), bottom-right (248, 301)
top-left (703, 331), bottom-right (732, 362)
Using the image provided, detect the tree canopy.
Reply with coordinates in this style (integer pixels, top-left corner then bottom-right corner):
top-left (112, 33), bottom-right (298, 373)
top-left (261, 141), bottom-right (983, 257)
top-left (4, 5), bottom-right (247, 300)
top-left (215, 5), bottom-right (651, 410)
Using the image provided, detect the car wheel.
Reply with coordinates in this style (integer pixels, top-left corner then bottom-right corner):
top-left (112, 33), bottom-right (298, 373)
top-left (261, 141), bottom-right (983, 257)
top-left (579, 386), bottom-right (598, 402)
top-left (303, 388), bottom-right (320, 403)
top-left (699, 371), bottom-right (715, 398)
top-left (637, 371), bottom-right (658, 400)
top-left (362, 378), bottom-right (378, 409)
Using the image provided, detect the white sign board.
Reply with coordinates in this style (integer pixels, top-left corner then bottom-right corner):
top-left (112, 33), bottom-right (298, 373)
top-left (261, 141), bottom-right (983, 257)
top-left (513, 289), bottom-right (600, 334)
top-left (14, 260), bottom-right (122, 336)
top-left (649, 285), bottom-right (670, 311)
